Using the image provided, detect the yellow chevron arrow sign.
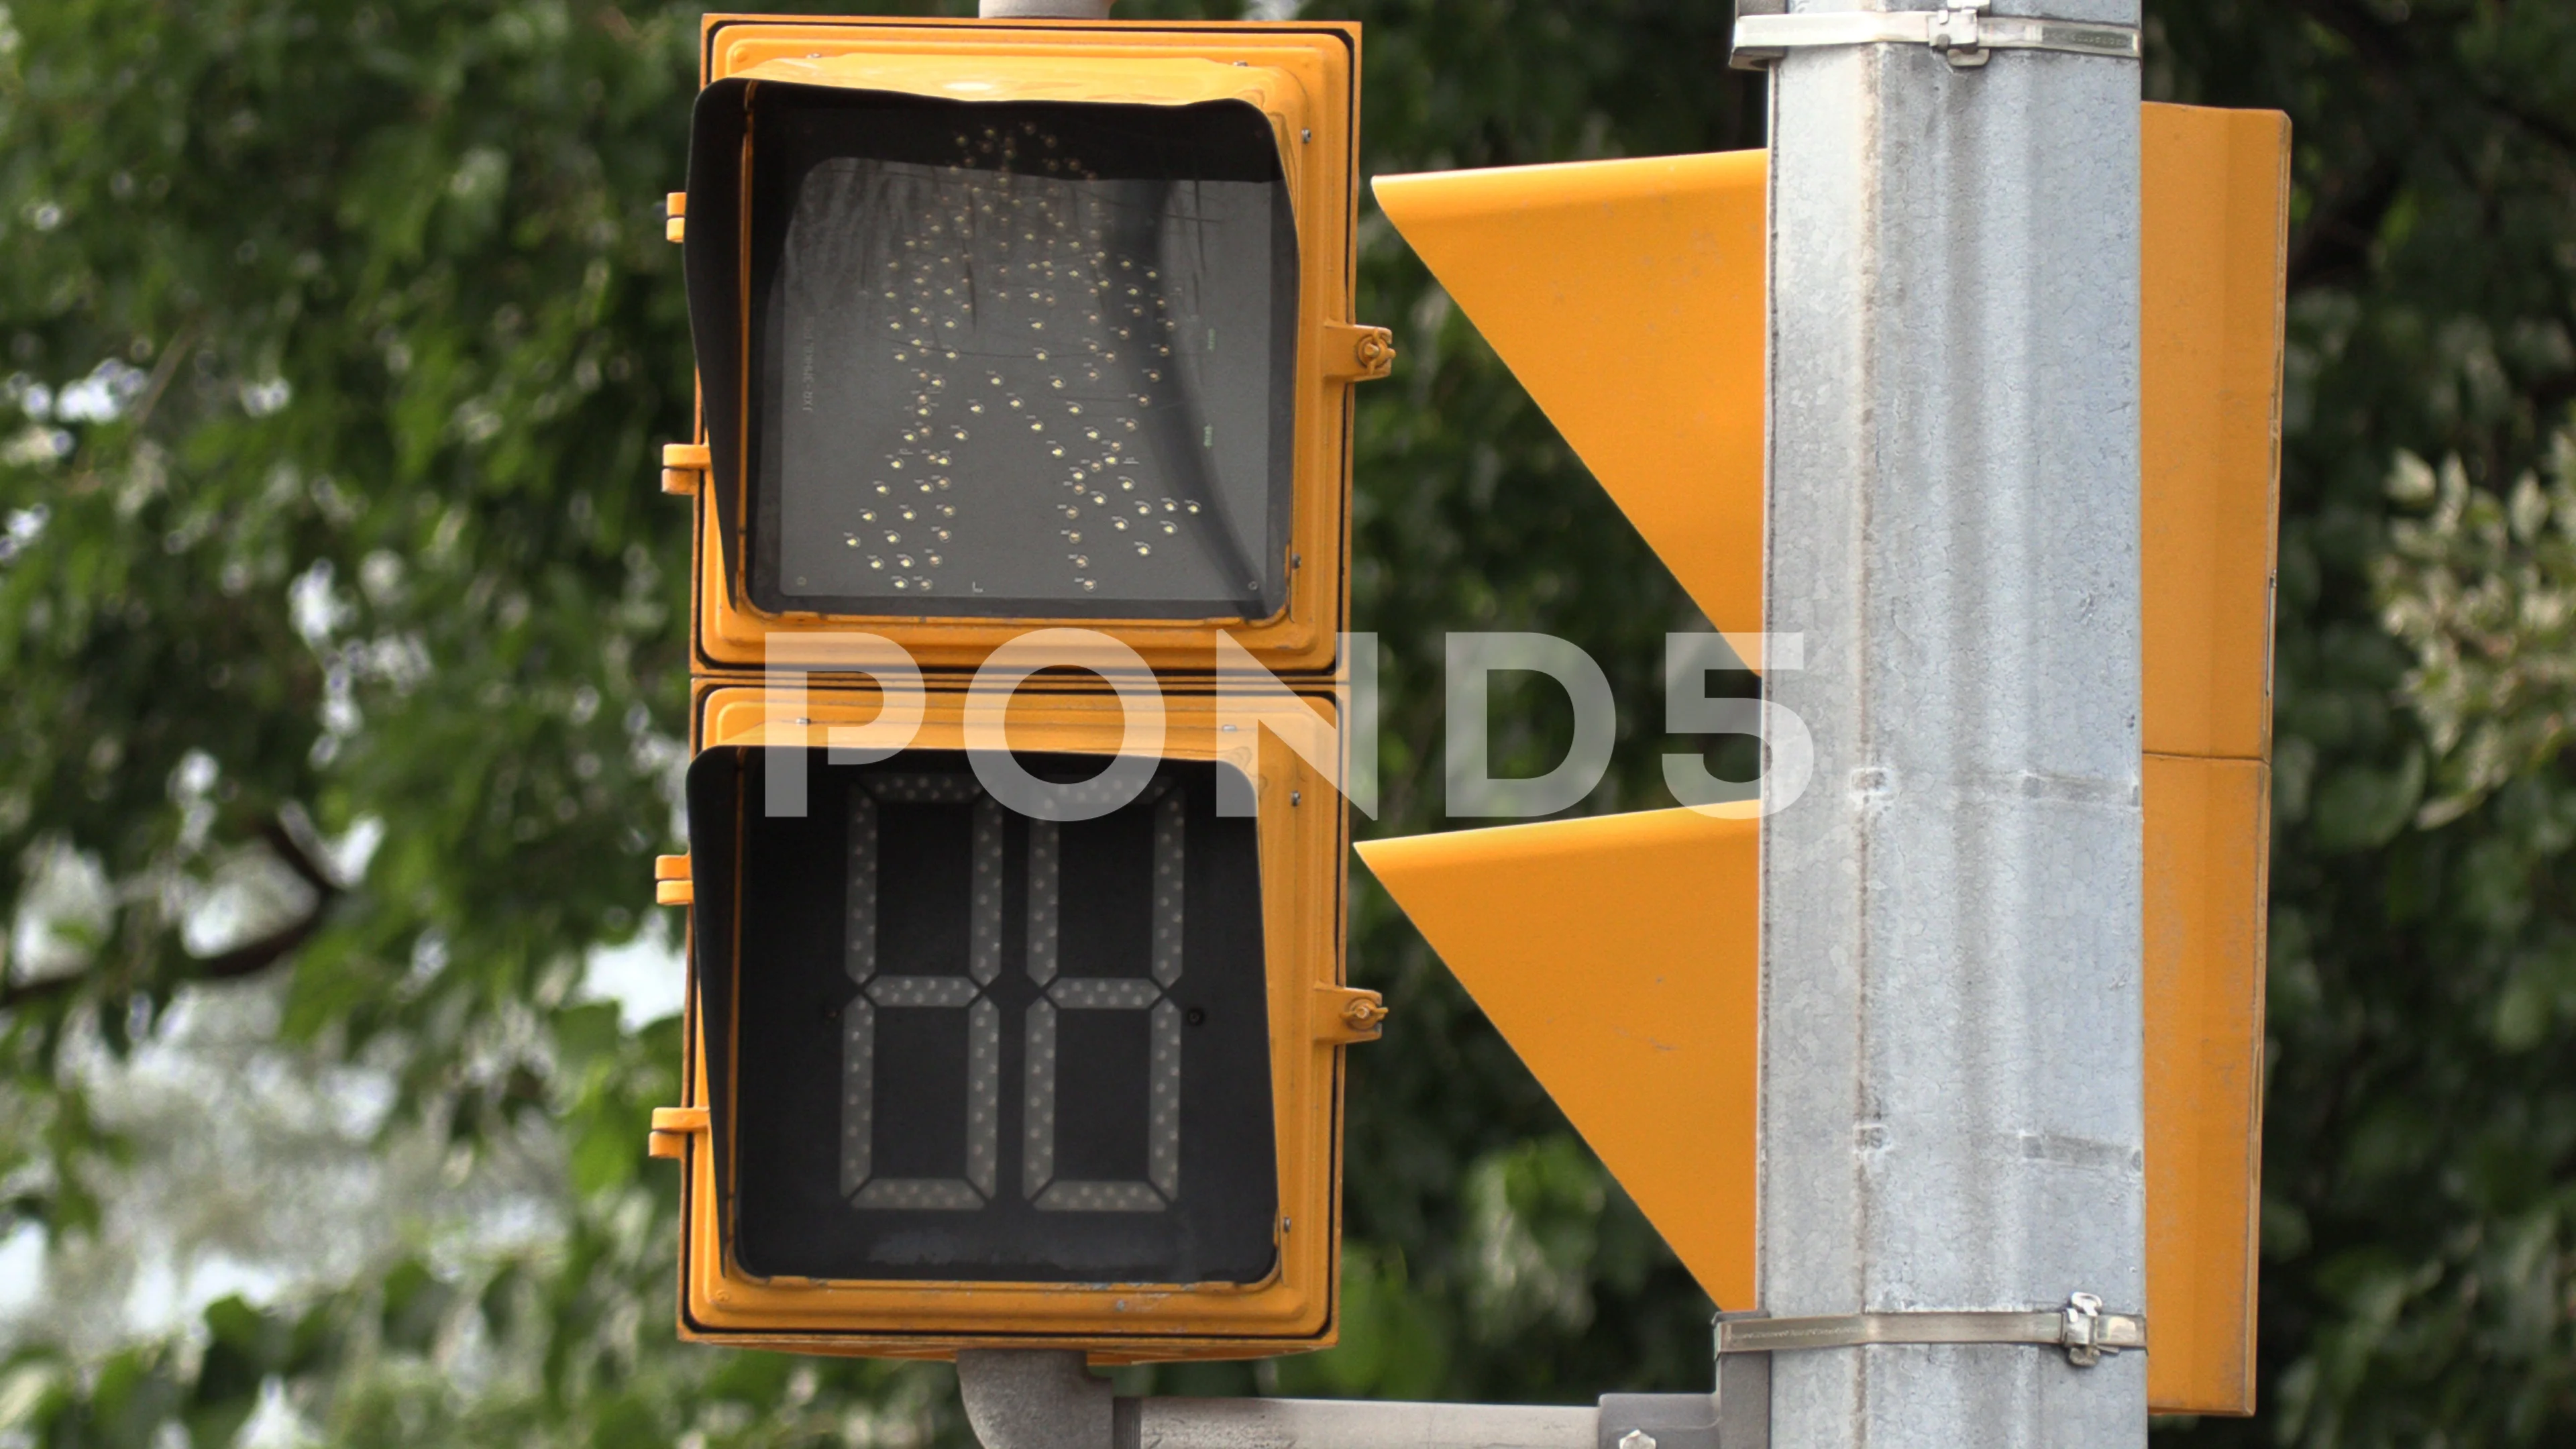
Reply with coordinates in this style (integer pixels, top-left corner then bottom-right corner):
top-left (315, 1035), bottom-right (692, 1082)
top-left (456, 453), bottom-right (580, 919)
top-left (1360, 102), bottom-right (2287, 1415)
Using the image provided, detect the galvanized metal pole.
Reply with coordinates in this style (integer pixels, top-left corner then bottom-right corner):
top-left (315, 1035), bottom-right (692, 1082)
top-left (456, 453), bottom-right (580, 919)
top-left (1756, 2), bottom-right (2148, 1446)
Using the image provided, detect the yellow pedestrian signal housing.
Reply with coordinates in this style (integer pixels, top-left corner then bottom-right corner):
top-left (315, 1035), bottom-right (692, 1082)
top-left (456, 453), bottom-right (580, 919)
top-left (680, 13), bottom-right (1373, 676)
top-left (653, 13), bottom-right (1379, 1362)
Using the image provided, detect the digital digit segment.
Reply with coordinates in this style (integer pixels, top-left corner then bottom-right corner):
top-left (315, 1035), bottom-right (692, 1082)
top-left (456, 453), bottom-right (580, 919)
top-left (728, 751), bottom-right (1279, 1285)
top-left (1020, 794), bottom-right (1189, 1212)
top-left (838, 774), bottom-right (1004, 1211)
top-left (745, 94), bottom-right (1298, 620)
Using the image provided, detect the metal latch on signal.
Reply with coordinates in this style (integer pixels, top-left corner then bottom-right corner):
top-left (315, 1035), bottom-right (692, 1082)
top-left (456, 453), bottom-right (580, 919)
top-left (1314, 985), bottom-right (1388, 1044)
top-left (647, 1105), bottom-right (709, 1161)
top-left (1322, 323), bottom-right (1397, 382)
top-left (652, 853), bottom-right (692, 906)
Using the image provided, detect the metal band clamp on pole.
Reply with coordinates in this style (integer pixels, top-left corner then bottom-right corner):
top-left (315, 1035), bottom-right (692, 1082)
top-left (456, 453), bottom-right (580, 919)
top-left (1715, 1293), bottom-right (2147, 1368)
top-left (1732, 3), bottom-right (2143, 71)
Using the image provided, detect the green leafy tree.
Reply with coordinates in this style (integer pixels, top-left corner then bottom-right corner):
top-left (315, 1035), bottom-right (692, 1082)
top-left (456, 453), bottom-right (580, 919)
top-left (0, 0), bottom-right (934, 1440)
top-left (1, 0), bottom-right (2573, 1444)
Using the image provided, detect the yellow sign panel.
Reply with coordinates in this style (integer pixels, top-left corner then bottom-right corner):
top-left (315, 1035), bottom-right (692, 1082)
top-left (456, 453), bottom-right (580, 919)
top-left (1371, 150), bottom-right (1768, 653)
top-left (1364, 103), bottom-right (2287, 1413)
top-left (1353, 810), bottom-right (1758, 1309)
top-left (2137, 101), bottom-right (2290, 1416)
top-left (2141, 753), bottom-right (2271, 1412)
top-left (2144, 105), bottom-right (2290, 765)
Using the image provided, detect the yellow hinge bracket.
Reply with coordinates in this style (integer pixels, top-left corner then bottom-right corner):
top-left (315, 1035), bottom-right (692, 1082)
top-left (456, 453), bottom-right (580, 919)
top-left (1321, 323), bottom-right (1396, 382)
top-left (1313, 985), bottom-right (1388, 1044)
top-left (660, 442), bottom-right (709, 498)
top-left (647, 1104), bottom-right (710, 1161)
top-left (653, 852), bottom-right (692, 906)
top-left (664, 191), bottom-right (686, 244)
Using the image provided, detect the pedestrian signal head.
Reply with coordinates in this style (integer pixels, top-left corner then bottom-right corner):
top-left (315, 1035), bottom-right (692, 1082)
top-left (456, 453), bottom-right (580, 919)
top-left (680, 17), bottom-right (1368, 674)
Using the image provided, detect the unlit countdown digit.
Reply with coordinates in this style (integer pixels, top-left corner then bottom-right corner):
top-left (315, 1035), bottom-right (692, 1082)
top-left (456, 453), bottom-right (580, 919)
top-left (841, 777), bottom-right (1183, 1212)
top-left (841, 776), bottom-right (1002, 1210)
top-left (1023, 784), bottom-right (1185, 1211)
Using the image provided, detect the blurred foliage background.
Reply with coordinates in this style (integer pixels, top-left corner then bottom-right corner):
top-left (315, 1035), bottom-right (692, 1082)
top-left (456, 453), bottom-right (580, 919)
top-left (0, 0), bottom-right (2570, 1444)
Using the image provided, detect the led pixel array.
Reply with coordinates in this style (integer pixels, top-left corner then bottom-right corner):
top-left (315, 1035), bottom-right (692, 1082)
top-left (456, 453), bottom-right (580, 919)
top-left (727, 751), bottom-right (1278, 1283)
top-left (751, 100), bottom-right (1295, 619)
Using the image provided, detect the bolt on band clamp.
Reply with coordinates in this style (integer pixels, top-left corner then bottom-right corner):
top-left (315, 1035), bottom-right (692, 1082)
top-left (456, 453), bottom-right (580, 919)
top-left (1715, 1293), bottom-right (2146, 1368)
top-left (1732, 3), bottom-right (2143, 72)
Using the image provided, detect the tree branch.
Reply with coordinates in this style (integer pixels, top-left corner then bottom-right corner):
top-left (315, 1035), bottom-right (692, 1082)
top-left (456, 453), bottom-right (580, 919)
top-left (123, 323), bottom-right (199, 440)
top-left (0, 814), bottom-right (344, 1012)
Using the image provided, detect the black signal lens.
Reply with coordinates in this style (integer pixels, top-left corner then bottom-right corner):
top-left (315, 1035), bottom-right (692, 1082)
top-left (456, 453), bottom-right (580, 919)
top-left (694, 748), bottom-right (1280, 1285)
top-left (747, 95), bottom-right (1297, 621)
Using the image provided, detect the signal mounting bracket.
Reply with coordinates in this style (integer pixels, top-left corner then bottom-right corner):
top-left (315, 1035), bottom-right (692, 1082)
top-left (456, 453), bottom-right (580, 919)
top-left (1730, 1), bottom-right (2142, 72)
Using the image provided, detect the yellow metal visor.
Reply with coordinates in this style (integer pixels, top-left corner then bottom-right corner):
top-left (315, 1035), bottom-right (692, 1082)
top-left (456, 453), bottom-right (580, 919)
top-left (733, 52), bottom-right (1317, 144)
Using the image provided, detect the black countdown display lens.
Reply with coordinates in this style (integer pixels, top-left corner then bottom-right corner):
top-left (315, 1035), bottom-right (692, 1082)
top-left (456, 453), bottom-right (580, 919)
top-left (722, 750), bottom-right (1279, 1284)
top-left (746, 93), bottom-right (1298, 619)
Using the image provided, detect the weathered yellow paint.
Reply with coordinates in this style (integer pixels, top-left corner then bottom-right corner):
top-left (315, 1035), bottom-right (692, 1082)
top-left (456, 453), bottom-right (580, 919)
top-left (1372, 151), bottom-right (1769, 654)
top-left (1365, 102), bottom-right (2285, 1414)
top-left (2135, 101), bottom-right (2289, 1416)
top-left (2143, 753), bottom-right (2271, 1415)
top-left (1354, 809), bottom-right (1759, 1310)
top-left (2143, 106), bottom-right (2290, 764)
